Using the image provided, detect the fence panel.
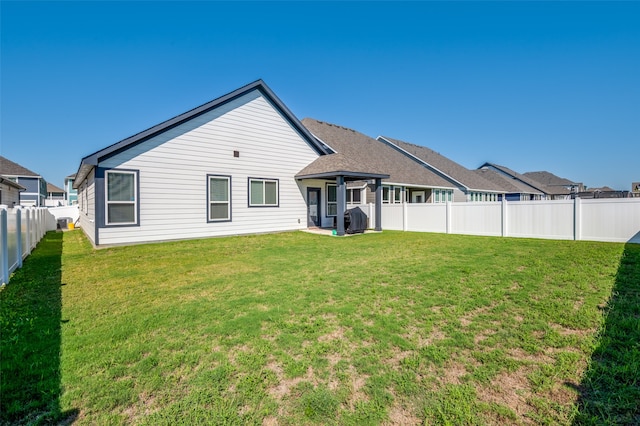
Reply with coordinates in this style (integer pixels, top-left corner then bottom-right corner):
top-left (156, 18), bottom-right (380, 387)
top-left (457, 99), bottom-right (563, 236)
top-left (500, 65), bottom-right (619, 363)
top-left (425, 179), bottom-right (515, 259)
top-left (406, 203), bottom-right (447, 233)
top-left (581, 198), bottom-right (640, 243)
top-left (381, 204), bottom-right (405, 230)
top-left (450, 202), bottom-right (502, 236)
top-left (7, 209), bottom-right (19, 274)
top-left (1, 207), bottom-right (56, 285)
top-left (507, 200), bottom-right (574, 240)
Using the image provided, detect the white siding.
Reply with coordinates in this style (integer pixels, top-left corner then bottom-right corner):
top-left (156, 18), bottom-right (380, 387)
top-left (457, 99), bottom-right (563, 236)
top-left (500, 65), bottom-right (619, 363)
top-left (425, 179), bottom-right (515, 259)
top-left (77, 169), bottom-right (96, 245)
top-left (98, 91), bottom-right (319, 245)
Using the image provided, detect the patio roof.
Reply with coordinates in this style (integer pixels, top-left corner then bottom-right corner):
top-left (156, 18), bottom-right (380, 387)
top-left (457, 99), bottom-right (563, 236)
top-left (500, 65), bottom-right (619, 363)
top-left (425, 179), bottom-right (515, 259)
top-left (296, 153), bottom-right (389, 181)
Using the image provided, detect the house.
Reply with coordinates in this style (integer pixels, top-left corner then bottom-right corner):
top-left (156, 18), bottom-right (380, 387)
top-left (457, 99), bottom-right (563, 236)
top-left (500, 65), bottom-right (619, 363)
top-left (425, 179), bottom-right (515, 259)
top-left (0, 176), bottom-right (25, 207)
top-left (474, 167), bottom-right (545, 201)
top-left (73, 80), bottom-right (386, 246)
top-left (299, 119), bottom-right (457, 209)
top-left (65, 174), bottom-right (78, 205)
top-left (377, 136), bottom-right (505, 202)
top-left (478, 163), bottom-right (567, 200)
top-left (522, 171), bottom-right (584, 195)
top-left (45, 183), bottom-right (66, 207)
top-left (0, 156), bottom-right (47, 206)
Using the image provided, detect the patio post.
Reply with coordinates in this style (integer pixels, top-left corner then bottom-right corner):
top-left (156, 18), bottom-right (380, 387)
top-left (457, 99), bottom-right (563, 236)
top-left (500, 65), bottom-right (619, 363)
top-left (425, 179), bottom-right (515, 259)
top-left (336, 176), bottom-right (346, 236)
top-left (375, 178), bottom-right (382, 231)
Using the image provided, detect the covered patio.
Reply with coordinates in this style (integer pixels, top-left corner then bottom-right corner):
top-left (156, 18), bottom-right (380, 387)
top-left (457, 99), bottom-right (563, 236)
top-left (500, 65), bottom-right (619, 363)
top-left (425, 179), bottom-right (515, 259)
top-left (296, 153), bottom-right (389, 236)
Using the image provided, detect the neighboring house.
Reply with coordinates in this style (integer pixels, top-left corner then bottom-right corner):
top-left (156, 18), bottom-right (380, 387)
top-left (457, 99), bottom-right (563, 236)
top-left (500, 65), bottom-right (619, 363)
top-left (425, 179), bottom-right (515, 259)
top-left (45, 182), bottom-right (66, 207)
top-left (65, 174), bottom-right (78, 205)
top-left (0, 156), bottom-right (47, 206)
top-left (300, 119), bottom-right (457, 208)
top-left (577, 186), bottom-right (630, 199)
top-left (0, 176), bottom-right (25, 207)
top-left (478, 163), bottom-right (564, 200)
top-left (73, 80), bottom-right (386, 246)
top-left (377, 136), bottom-right (505, 202)
top-left (522, 171), bottom-right (584, 195)
top-left (474, 167), bottom-right (544, 201)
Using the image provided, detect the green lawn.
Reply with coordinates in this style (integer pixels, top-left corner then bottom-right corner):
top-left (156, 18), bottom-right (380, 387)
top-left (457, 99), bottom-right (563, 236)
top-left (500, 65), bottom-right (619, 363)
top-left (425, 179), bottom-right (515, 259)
top-left (2, 230), bottom-right (639, 425)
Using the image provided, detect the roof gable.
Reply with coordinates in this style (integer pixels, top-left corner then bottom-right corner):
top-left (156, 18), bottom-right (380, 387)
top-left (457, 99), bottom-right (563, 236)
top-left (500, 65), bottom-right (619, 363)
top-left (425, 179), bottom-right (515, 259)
top-left (479, 162), bottom-right (554, 194)
top-left (378, 136), bottom-right (504, 192)
top-left (75, 80), bottom-right (328, 185)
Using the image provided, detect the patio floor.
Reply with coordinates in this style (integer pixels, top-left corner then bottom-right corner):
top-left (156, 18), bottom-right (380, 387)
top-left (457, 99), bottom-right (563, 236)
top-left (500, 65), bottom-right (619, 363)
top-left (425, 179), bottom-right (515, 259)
top-left (302, 228), bottom-right (381, 237)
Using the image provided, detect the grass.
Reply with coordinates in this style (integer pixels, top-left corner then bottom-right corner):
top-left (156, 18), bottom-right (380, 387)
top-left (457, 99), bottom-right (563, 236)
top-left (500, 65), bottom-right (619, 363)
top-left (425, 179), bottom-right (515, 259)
top-left (1, 229), bottom-right (638, 425)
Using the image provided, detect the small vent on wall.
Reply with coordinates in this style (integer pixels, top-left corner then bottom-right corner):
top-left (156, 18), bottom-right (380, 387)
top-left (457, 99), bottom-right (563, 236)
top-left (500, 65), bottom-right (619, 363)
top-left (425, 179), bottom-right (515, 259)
top-left (234, 151), bottom-right (240, 158)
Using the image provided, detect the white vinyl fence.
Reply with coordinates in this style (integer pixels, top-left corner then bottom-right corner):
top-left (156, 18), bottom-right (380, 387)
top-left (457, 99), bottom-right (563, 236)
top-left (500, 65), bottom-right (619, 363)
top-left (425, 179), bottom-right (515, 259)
top-left (363, 198), bottom-right (640, 244)
top-left (0, 207), bottom-right (57, 285)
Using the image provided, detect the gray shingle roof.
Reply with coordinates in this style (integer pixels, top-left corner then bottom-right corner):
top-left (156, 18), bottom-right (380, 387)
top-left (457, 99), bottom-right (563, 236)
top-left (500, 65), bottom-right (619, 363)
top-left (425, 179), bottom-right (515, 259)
top-left (474, 168), bottom-right (543, 194)
top-left (479, 163), bottom-right (565, 195)
top-left (523, 171), bottom-right (576, 187)
top-left (301, 119), bottom-right (455, 188)
top-left (296, 153), bottom-right (388, 180)
top-left (0, 156), bottom-right (40, 177)
top-left (378, 136), bottom-right (504, 192)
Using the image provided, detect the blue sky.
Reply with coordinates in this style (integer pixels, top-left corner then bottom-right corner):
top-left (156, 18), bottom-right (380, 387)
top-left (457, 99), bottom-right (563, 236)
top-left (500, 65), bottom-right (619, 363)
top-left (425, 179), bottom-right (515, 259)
top-left (2, 1), bottom-right (638, 190)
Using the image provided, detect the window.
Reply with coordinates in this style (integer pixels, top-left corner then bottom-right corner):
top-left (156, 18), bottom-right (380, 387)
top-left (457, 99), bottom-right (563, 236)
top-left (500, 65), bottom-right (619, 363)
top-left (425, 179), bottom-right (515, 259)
top-left (394, 187), bottom-right (402, 203)
top-left (382, 186), bottom-right (390, 203)
top-left (208, 175), bottom-right (231, 221)
top-left (434, 189), bottom-right (452, 204)
top-left (347, 188), bottom-right (361, 204)
top-left (327, 184), bottom-right (337, 216)
top-left (249, 178), bottom-right (278, 207)
top-left (105, 170), bottom-right (137, 225)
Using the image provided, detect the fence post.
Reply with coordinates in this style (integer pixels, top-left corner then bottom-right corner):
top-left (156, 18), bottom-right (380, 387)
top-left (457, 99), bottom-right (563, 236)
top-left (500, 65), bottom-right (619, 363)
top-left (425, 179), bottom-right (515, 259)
top-left (1, 209), bottom-right (8, 285)
top-left (501, 198), bottom-right (508, 237)
top-left (403, 201), bottom-right (408, 231)
top-left (16, 209), bottom-right (23, 268)
top-left (446, 201), bottom-right (452, 234)
top-left (574, 197), bottom-right (581, 241)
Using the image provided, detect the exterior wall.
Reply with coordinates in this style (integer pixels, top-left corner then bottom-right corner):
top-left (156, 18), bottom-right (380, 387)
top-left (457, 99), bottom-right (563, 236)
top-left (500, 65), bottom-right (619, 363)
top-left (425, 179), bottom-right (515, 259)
top-left (452, 188), bottom-right (467, 202)
top-left (12, 177), bottom-right (45, 206)
top-left (77, 169), bottom-right (96, 245)
top-left (0, 183), bottom-right (21, 207)
top-left (96, 91), bottom-right (319, 246)
top-left (66, 178), bottom-right (78, 205)
top-left (299, 178), bottom-right (336, 228)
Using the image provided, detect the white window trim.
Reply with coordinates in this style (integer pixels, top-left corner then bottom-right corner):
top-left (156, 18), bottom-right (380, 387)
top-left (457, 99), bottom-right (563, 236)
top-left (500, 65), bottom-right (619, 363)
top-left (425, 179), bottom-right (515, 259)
top-left (346, 188), bottom-right (362, 204)
top-left (248, 178), bottom-right (279, 207)
top-left (327, 183), bottom-right (337, 217)
top-left (105, 170), bottom-right (138, 226)
top-left (208, 175), bottom-right (231, 222)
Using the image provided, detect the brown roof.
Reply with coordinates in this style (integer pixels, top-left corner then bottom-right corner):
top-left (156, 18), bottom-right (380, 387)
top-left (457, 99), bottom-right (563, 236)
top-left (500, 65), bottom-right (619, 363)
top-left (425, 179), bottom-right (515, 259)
top-left (47, 182), bottom-right (65, 193)
top-left (0, 156), bottom-right (40, 177)
top-left (301, 119), bottom-right (455, 188)
top-left (379, 136), bottom-right (504, 192)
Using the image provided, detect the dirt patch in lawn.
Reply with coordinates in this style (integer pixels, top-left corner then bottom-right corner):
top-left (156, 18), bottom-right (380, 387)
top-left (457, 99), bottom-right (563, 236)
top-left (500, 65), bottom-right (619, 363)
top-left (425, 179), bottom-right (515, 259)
top-left (476, 367), bottom-right (535, 419)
